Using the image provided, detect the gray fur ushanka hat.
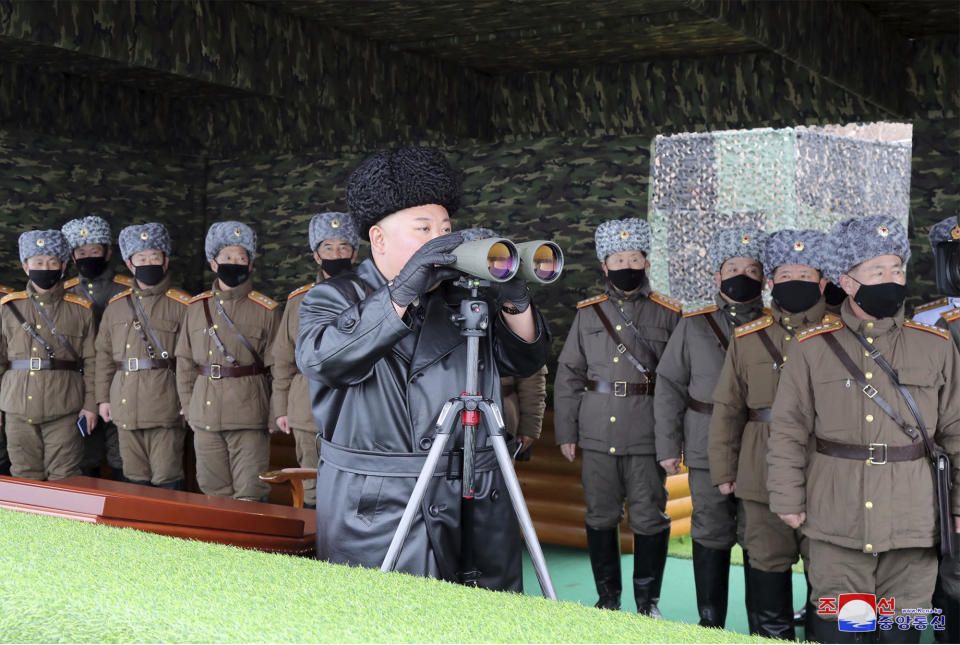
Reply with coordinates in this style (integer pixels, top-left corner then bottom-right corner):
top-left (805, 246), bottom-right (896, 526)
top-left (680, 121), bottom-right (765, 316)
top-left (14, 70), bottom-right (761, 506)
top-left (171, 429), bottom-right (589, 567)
top-left (62, 216), bottom-right (112, 249)
top-left (309, 212), bottom-right (359, 252)
top-left (761, 229), bottom-right (828, 279)
top-left (826, 215), bottom-right (910, 282)
top-left (345, 146), bottom-right (463, 241)
top-left (205, 221), bottom-right (257, 261)
top-left (709, 227), bottom-right (767, 273)
top-left (595, 218), bottom-right (651, 262)
top-left (119, 223), bottom-right (171, 261)
top-left (19, 230), bottom-right (70, 263)
top-left (929, 215), bottom-right (960, 246)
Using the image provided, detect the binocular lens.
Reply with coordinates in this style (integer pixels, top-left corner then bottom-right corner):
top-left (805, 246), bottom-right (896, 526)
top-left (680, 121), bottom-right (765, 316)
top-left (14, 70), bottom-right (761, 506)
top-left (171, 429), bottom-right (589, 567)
top-left (487, 242), bottom-right (517, 280)
top-left (531, 244), bottom-right (561, 281)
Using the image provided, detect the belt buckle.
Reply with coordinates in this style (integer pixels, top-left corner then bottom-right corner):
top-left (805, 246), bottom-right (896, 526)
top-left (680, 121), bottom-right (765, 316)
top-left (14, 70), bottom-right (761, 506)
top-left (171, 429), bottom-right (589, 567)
top-left (29, 357), bottom-right (42, 371)
top-left (209, 364), bottom-right (222, 379)
top-left (863, 384), bottom-right (879, 399)
top-left (127, 358), bottom-right (139, 372)
top-left (614, 381), bottom-right (627, 397)
top-left (616, 343), bottom-right (627, 354)
top-left (868, 443), bottom-right (888, 465)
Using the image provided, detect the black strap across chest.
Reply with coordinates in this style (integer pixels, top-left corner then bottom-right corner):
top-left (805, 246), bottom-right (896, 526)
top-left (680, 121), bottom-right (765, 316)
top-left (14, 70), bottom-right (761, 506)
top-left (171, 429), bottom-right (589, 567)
top-left (201, 297), bottom-right (263, 368)
top-left (590, 302), bottom-right (656, 381)
top-left (702, 312), bottom-right (729, 351)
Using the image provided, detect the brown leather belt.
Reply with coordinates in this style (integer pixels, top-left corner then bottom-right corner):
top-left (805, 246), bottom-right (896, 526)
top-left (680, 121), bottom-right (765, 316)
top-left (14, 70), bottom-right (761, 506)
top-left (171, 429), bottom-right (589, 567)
top-left (816, 437), bottom-right (925, 465)
top-left (115, 358), bottom-right (175, 372)
top-left (748, 407), bottom-right (772, 422)
top-left (687, 397), bottom-right (714, 414)
top-left (585, 379), bottom-right (654, 397)
top-left (198, 364), bottom-right (266, 379)
top-left (8, 358), bottom-right (81, 371)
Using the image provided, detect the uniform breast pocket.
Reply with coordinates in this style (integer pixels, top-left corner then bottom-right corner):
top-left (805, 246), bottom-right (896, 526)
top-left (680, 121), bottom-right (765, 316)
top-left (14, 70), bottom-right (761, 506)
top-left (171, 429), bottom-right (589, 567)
top-left (745, 361), bottom-right (778, 408)
top-left (234, 323), bottom-right (266, 361)
top-left (148, 318), bottom-right (179, 357)
top-left (639, 326), bottom-right (671, 354)
top-left (897, 367), bottom-right (942, 428)
top-left (56, 317), bottom-right (86, 349)
top-left (811, 372), bottom-right (856, 435)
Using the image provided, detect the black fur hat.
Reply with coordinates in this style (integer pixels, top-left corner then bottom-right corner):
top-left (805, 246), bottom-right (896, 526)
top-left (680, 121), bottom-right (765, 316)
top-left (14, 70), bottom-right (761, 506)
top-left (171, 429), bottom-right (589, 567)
top-left (345, 146), bottom-right (462, 240)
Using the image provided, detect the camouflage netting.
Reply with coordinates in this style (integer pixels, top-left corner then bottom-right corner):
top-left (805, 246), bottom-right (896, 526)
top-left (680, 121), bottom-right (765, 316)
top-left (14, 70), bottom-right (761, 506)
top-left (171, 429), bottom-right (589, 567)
top-left (648, 126), bottom-right (912, 304)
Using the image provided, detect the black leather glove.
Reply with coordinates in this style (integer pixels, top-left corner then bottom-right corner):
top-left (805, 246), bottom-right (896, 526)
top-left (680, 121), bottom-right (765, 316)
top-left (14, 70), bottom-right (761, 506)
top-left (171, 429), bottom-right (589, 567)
top-left (388, 232), bottom-right (464, 308)
top-left (495, 276), bottom-right (531, 313)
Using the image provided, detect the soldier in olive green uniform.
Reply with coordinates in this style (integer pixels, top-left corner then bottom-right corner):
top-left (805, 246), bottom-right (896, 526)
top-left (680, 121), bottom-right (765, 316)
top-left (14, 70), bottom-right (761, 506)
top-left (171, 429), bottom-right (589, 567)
top-left (62, 216), bottom-right (131, 479)
top-left (0, 231), bottom-right (98, 481)
top-left (95, 223), bottom-right (191, 489)
top-left (0, 283), bottom-right (15, 476)
top-left (271, 212), bottom-right (359, 508)
top-left (555, 218), bottom-right (682, 616)
top-left (709, 229), bottom-right (831, 640)
top-left (176, 221), bottom-right (281, 501)
top-left (654, 227), bottom-right (767, 628)
top-left (769, 215), bottom-right (960, 643)
top-left (460, 229), bottom-right (548, 458)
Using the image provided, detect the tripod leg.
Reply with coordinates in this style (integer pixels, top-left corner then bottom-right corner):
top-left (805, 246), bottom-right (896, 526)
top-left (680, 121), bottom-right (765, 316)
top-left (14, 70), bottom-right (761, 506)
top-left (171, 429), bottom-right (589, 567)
top-left (380, 401), bottom-right (460, 573)
top-left (488, 431), bottom-right (559, 600)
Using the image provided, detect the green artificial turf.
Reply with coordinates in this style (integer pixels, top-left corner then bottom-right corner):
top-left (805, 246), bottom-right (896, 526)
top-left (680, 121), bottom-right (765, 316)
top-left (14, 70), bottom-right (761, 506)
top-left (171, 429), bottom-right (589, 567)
top-left (0, 509), bottom-right (778, 644)
top-left (668, 534), bottom-right (805, 574)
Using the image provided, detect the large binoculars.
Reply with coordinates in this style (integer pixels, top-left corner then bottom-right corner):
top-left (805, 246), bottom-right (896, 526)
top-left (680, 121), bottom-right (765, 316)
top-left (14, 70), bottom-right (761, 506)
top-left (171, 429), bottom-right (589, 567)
top-left (451, 238), bottom-right (564, 284)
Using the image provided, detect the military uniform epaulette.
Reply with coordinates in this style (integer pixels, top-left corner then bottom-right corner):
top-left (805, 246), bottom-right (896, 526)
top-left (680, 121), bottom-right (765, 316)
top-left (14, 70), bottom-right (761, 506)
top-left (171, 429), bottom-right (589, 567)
top-left (577, 294), bottom-right (608, 309)
top-left (248, 291), bottom-right (279, 310)
top-left (189, 290), bottom-right (213, 304)
top-left (942, 307), bottom-right (960, 323)
top-left (904, 320), bottom-right (951, 340)
top-left (0, 285), bottom-right (13, 295)
top-left (914, 297), bottom-right (950, 314)
top-left (165, 288), bottom-right (191, 306)
top-left (796, 318), bottom-right (844, 342)
top-left (113, 274), bottom-right (133, 287)
top-left (63, 293), bottom-right (92, 309)
top-left (683, 304), bottom-right (718, 318)
top-left (63, 276), bottom-right (80, 289)
top-left (0, 291), bottom-right (28, 306)
top-left (288, 283), bottom-right (315, 300)
top-left (649, 291), bottom-right (682, 313)
top-left (108, 289), bottom-right (133, 304)
top-left (734, 314), bottom-right (773, 338)
top-left (821, 313), bottom-right (841, 324)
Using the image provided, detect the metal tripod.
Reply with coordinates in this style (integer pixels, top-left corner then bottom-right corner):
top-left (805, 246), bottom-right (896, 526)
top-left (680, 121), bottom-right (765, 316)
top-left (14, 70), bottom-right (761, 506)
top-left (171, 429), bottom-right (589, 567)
top-left (380, 278), bottom-right (557, 600)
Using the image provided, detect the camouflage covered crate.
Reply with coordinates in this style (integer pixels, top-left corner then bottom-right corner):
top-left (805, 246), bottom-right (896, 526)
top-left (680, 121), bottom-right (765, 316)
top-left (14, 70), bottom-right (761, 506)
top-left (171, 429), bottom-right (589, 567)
top-left (648, 127), bottom-right (912, 305)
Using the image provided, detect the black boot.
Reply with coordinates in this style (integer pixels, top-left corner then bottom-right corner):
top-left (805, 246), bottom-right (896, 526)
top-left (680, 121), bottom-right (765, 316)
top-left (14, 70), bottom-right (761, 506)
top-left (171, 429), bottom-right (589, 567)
top-left (692, 541), bottom-right (730, 628)
top-left (586, 525), bottom-right (622, 610)
top-left (155, 479), bottom-right (185, 491)
top-left (876, 624), bottom-right (922, 644)
top-left (633, 528), bottom-right (670, 618)
top-left (933, 571), bottom-right (960, 645)
top-left (808, 613), bottom-right (865, 644)
top-left (747, 567), bottom-right (795, 640)
top-left (742, 549), bottom-right (760, 635)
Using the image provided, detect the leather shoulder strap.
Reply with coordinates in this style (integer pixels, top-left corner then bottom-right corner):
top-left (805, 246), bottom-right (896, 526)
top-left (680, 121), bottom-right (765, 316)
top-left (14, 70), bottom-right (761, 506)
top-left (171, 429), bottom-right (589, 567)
top-left (201, 297), bottom-right (239, 366)
top-left (588, 301), bottom-right (652, 380)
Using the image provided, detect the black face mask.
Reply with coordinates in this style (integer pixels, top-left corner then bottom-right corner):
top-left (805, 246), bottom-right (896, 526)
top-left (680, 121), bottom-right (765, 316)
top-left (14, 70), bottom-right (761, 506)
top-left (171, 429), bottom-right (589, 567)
top-left (720, 274), bottom-right (763, 303)
top-left (771, 280), bottom-right (822, 314)
top-left (853, 281), bottom-right (907, 319)
top-left (823, 281), bottom-right (848, 306)
top-left (29, 269), bottom-right (62, 290)
top-left (216, 263), bottom-right (250, 288)
top-left (607, 268), bottom-right (645, 293)
top-left (321, 258), bottom-right (352, 278)
top-left (75, 256), bottom-right (107, 280)
top-left (134, 264), bottom-right (166, 287)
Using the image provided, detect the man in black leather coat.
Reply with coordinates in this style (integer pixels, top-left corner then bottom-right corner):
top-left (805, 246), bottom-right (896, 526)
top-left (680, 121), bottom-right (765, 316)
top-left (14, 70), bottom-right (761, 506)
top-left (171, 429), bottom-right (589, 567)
top-left (296, 146), bottom-right (551, 591)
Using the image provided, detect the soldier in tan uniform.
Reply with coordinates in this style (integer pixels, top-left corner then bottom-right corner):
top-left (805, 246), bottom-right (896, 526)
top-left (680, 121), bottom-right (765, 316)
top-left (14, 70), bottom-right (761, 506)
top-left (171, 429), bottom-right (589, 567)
top-left (709, 228), bottom-right (831, 639)
top-left (95, 223), bottom-right (190, 489)
top-left (271, 212), bottom-right (359, 508)
top-left (0, 230), bottom-right (97, 481)
top-left (176, 221), bottom-right (281, 501)
top-left (913, 216), bottom-right (960, 354)
top-left (555, 218), bottom-right (682, 616)
top-left (769, 215), bottom-right (960, 643)
top-left (460, 228), bottom-right (548, 459)
top-left (654, 227), bottom-right (767, 628)
top-left (62, 216), bottom-right (131, 480)
top-left (0, 283), bottom-right (15, 476)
